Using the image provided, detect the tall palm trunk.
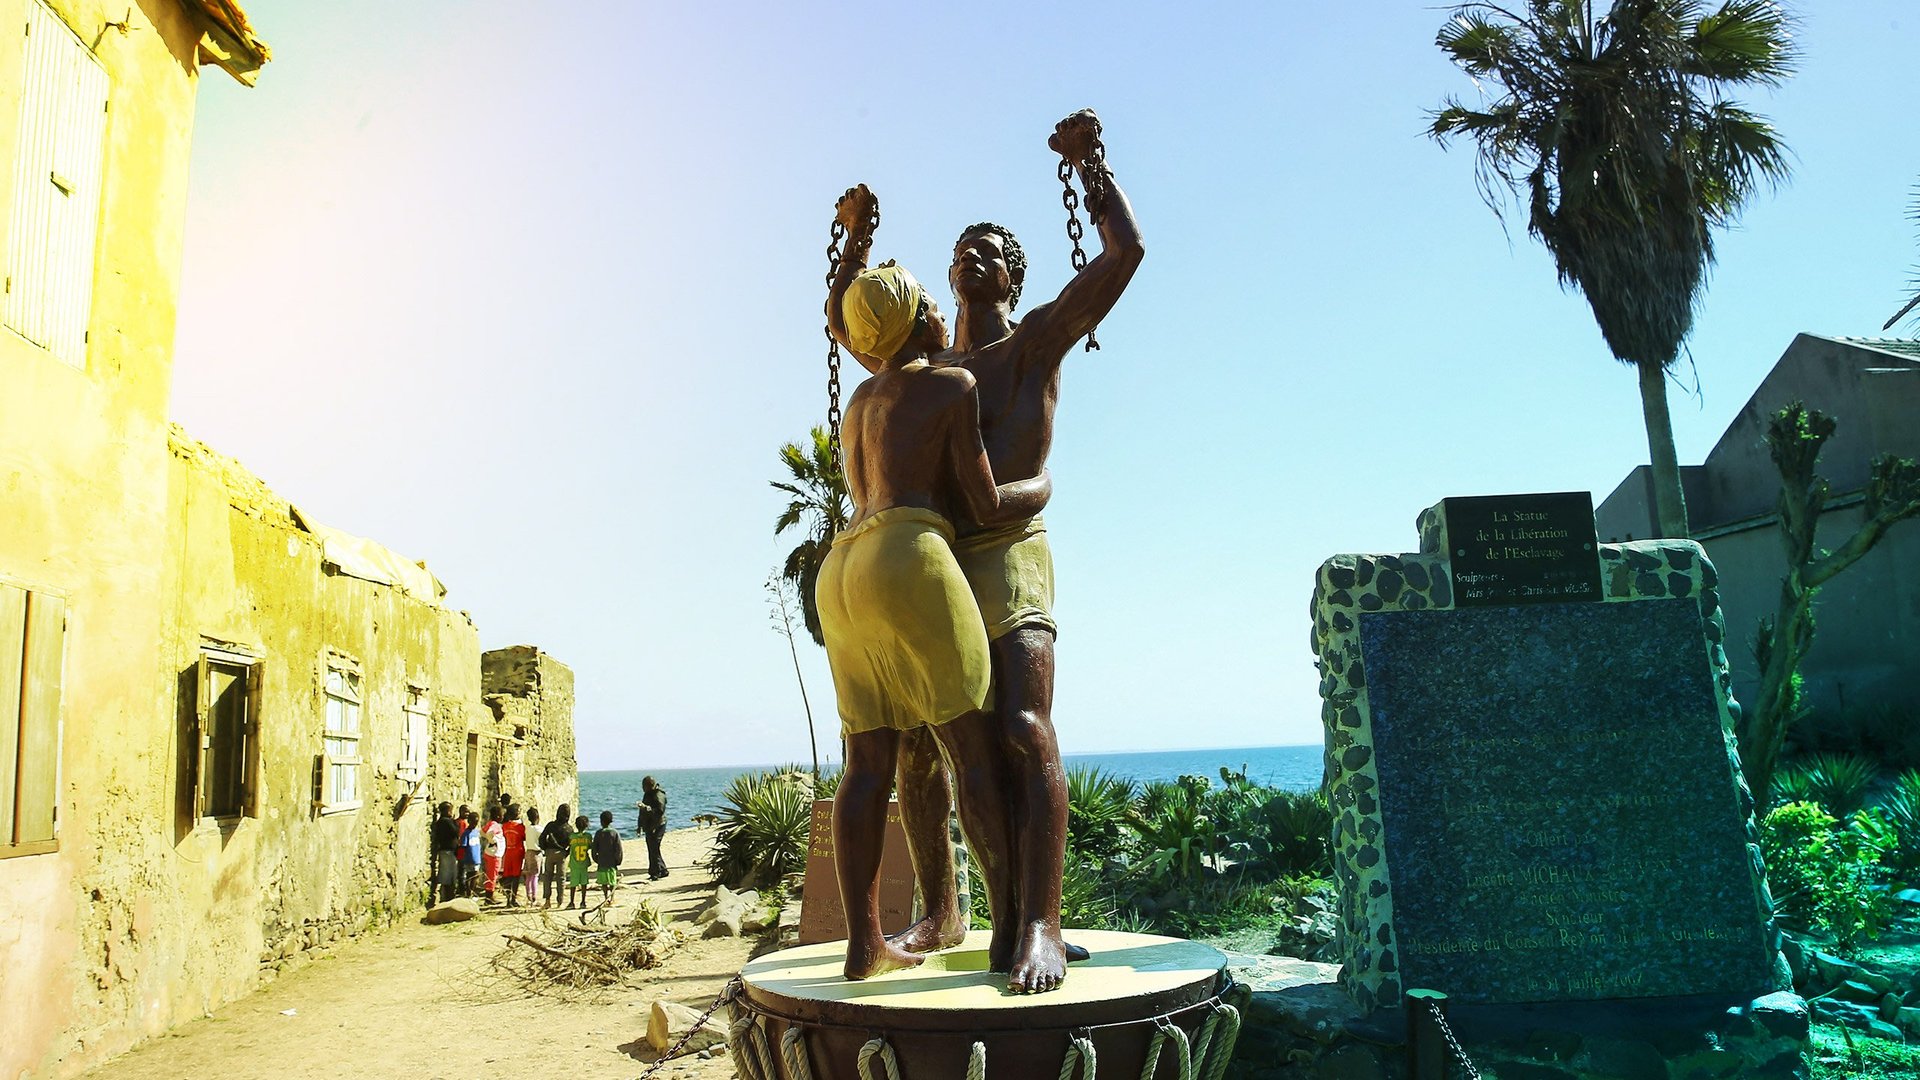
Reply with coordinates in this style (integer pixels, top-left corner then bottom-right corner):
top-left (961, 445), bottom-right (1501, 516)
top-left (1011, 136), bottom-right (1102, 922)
top-left (1637, 361), bottom-right (1691, 539)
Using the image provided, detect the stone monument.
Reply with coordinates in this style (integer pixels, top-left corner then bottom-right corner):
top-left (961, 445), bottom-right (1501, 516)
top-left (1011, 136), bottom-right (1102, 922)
top-left (1289, 492), bottom-right (1807, 1078)
top-left (795, 799), bottom-right (917, 946)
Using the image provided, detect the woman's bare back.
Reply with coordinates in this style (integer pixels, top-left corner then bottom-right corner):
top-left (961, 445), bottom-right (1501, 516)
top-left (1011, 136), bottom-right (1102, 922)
top-left (842, 362), bottom-right (994, 530)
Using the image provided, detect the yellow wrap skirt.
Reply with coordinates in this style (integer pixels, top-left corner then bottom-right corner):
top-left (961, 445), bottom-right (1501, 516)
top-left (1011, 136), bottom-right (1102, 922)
top-left (954, 515), bottom-right (1057, 640)
top-left (816, 507), bottom-right (992, 735)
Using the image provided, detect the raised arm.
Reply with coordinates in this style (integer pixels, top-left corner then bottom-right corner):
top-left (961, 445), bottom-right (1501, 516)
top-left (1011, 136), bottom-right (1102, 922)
top-left (825, 184), bottom-right (887, 374)
top-left (1014, 109), bottom-right (1146, 361)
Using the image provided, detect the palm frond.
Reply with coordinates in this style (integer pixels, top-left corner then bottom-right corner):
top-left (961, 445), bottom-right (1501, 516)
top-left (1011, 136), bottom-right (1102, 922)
top-left (1684, 0), bottom-right (1796, 85)
top-left (1886, 179), bottom-right (1920, 333)
top-left (1691, 102), bottom-right (1791, 220)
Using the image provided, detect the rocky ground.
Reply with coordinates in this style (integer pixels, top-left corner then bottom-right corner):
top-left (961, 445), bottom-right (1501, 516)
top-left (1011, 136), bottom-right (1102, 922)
top-left (81, 827), bottom-right (752, 1080)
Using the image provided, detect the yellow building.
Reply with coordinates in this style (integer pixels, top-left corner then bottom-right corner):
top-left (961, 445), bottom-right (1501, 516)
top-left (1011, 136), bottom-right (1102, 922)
top-left (0, 4), bottom-right (577, 1076)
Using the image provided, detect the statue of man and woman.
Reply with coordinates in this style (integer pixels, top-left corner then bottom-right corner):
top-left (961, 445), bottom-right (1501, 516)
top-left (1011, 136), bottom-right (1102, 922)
top-left (815, 109), bottom-right (1143, 994)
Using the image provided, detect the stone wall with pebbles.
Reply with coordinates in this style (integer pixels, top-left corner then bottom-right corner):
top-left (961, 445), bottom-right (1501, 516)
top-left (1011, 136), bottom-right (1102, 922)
top-left (1311, 510), bottom-right (1779, 1012)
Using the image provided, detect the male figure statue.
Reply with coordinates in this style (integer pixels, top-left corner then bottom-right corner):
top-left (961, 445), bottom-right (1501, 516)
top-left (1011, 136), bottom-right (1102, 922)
top-left (817, 253), bottom-right (1050, 979)
top-left (836, 110), bottom-right (1145, 994)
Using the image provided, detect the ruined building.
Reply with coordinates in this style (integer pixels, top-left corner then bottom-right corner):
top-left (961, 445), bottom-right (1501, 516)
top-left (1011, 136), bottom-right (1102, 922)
top-left (0, 3), bottom-right (577, 1076)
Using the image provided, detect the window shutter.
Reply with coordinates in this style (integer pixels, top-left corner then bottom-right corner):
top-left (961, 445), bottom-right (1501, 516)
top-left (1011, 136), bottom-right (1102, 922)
top-left (6, 2), bottom-right (108, 367)
top-left (14, 591), bottom-right (64, 844)
top-left (0, 584), bottom-right (24, 845)
top-left (242, 661), bottom-right (262, 817)
top-left (191, 653), bottom-right (208, 817)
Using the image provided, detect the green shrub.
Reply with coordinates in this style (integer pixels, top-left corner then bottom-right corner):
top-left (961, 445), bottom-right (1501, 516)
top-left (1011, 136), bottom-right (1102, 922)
top-left (705, 768), bottom-right (815, 887)
top-left (1066, 766), bottom-right (1136, 863)
top-left (1774, 752), bottom-right (1879, 819)
top-left (1761, 800), bottom-right (1892, 953)
top-left (1132, 781), bottom-right (1218, 886)
top-left (1060, 852), bottom-right (1118, 930)
top-left (1254, 790), bottom-right (1334, 877)
top-left (1878, 768), bottom-right (1920, 881)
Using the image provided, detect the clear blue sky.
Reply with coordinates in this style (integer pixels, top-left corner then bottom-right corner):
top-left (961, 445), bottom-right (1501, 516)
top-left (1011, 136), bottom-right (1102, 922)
top-left (170, 2), bottom-right (1917, 769)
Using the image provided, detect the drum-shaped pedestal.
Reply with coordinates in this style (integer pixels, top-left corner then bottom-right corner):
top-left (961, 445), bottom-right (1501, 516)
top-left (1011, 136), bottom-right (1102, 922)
top-left (731, 929), bottom-right (1238, 1080)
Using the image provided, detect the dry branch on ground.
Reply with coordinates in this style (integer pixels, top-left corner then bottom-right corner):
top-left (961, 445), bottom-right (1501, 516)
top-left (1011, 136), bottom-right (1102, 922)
top-left (468, 900), bottom-right (685, 1001)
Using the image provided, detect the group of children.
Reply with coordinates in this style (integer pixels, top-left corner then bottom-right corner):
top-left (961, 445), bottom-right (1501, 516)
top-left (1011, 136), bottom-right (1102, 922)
top-left (438, 798), bottom-right (625, 910)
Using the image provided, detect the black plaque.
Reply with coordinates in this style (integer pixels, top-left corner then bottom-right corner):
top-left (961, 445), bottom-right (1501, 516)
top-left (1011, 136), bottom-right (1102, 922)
top-left (1442, 492), bottom-right (1601, 607)
top-left (1359, 599), bottom-right (1773, 1004)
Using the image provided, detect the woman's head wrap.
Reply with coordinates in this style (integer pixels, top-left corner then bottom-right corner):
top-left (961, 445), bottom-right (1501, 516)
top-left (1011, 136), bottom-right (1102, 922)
top-left (843, 262), bottom-right (926, 360)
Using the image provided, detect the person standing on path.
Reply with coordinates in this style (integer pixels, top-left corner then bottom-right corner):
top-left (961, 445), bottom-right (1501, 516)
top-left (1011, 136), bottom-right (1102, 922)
top-left (566, 815), bottom-right (594, 909)
top-left (481, 807), bottom-right (505, 903)
top-left (540, 803), bottom-right (572, 909)
top-left (500, 806), bottom-right (527, 908)
top-left (592, 810), bottom-right (624, 904)
top-left (522, 807), bottom-right (544, 904)
top-left (430, 802), bottom-right (460, 904)
top-left (639, 777), bottom-right (669, 880)
top-left (457, 804), bottom-right (481, 897)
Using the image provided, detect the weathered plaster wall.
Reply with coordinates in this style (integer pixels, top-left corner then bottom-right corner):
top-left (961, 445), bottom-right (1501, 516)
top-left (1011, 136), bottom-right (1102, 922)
top-left (0, 3), bottom-right (207, 1075)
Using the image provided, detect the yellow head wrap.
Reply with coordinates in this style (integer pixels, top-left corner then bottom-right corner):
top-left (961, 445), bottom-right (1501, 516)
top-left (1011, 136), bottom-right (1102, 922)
top-left (843, 262), bottom-right (926, 360)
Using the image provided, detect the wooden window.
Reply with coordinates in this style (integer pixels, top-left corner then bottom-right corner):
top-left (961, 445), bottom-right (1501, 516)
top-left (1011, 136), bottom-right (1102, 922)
top-left (189, 648), bottom-right (260, 820)
top-left (465, 733), bottom-right (479, 802)
top-left (399, 684), bottom-right (428, 782)
top-left (320, 657), bottom-right (361, 813)
top-left (1, 582), bottom-right (64, 858)
top-left (4, 1), bottom-right (108, 367)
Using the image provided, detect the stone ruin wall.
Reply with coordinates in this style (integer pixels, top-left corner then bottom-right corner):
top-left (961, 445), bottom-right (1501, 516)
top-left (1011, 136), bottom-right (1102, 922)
top-left (480, 645), bottom-right (580, 821)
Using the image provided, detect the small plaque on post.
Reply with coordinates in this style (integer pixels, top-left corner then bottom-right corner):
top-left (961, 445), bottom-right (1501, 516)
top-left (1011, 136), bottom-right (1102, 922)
top-left (1442, 492), bottom-right (1602, 607)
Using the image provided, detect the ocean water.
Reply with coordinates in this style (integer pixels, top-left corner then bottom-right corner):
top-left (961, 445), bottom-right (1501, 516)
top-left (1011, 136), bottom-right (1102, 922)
top-left (577, 744), bottom-right (1322, 839)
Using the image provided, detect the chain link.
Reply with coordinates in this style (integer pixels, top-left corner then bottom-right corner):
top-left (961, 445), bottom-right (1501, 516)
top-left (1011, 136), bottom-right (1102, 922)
top-left (824, 205), bottom-right (879, 476)
top-left (1056, 132), bottom-right (1109, 353)
top-left (634, 977), bottom-right (743, 1080)
top-left (824, 221), bottom-right (847, 473)
top-left (1422, 1000), bottom-right (1482, 1080)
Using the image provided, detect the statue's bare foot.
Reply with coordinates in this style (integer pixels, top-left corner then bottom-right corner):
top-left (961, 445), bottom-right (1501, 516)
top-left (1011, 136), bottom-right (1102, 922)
top-left (886, 912), bottom-right (967, 954)
top-left (845, 938), bottom-right (925, 980)
top-left (1007, 923), bottom-right (1068, 994)
top-left (1065, 940), bottom-right (1089, 963)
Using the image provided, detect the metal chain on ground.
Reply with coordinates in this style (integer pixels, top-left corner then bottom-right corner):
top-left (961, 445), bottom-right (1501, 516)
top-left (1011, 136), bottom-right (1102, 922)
top-left (1057, 1029), bottom-right (1098, 1080)
top-left (1138, 1016), bottom-right (1193, 1080)
top-left (781, 1026), bottom-right (817, 1080)
top-left (635, 978), bottom-right (739, 1080)
top-left (966, 1040), bottom-right (987, 1080)
top-left (1424, 999), bottom-right (1483, 1080)
top-left (1055, 147), bottom-right (1102, 353)
top-left (856, 1035), bottom-right (904, 1080)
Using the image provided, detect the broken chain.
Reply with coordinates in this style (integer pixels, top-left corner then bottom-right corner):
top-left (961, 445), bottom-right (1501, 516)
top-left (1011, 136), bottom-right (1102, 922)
top-left (1056, 133), bottom-right (1109, 353)
top-left (634, 977), bottom-right (743, 1080)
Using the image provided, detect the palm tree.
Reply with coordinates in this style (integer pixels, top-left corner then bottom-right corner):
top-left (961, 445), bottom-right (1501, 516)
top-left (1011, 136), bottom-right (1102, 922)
top-left (771, 425), bottom-right (850, 646)
top-left (1430, 0), bottom-right (1795, 539)
top-left (1886, 179), bottom-right (1919, 332)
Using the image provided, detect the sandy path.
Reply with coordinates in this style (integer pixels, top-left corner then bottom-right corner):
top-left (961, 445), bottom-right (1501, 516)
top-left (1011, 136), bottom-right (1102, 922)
top-left (85, 828), bottom-right (751, 1080)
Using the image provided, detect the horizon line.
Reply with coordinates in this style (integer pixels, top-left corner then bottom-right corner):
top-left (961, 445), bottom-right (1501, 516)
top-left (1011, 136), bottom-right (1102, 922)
top-left (579, 742), bottom-right (1323, 775)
